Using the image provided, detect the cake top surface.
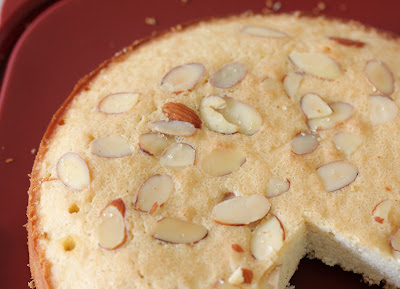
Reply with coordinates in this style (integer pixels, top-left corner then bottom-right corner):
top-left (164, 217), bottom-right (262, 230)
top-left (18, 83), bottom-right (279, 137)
top-left (28, 13), bottom-right (400, 289)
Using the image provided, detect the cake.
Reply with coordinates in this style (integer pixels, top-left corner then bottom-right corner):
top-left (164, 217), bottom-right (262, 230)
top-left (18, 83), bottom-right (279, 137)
top-left (27, 13), bottom-right (400, 289)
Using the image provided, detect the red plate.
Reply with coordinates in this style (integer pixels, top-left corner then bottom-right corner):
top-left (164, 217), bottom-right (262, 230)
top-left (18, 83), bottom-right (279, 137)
top-left (0, 0), bottom-right (399, 288)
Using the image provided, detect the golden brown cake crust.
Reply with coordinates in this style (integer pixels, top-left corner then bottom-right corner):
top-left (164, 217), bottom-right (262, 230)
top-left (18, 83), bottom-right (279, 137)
top-left (26, 12), bottom-right (400, 289)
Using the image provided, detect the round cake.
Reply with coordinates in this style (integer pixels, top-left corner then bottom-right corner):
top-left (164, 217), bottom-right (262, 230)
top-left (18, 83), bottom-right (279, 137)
top-left (27, 13), bottom-right (400, 289)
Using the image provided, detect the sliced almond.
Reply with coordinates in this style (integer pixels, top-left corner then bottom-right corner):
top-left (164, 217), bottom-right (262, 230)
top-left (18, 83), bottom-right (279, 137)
top-left (135, 175), bottom-right (174, 213)
top-left (201, 150), bottom-right (246, 177)
top-left (56, 152), bottom-right (90, 190)
top-left (97, 199), bottom-right (127, 250)
top-left (97, 92), bottom-right (139, 114)
top-left (329, 37), bottom-right (366, 48)
top-left (242, 25), bottom-right (288, 38)
top-left (222, 192), bottom-right (236, 201)
top-left (307, 102), bottom-right (354, 130)
top-left (300, 93), bottom-right (333, 119)
top-left (369, 95), bottom-right (398, 125)
top-left (228, 267), bottom-right (245, 285)
top-left (290, 131), bottom-right (320, 155)
top-left (332, 132), bottom-right (362, 157)
top-left (200, 96), bottom-right (239, 134)
top-left (219, 97), bottom-right (262, 135)
top-left (372, 200), bottom-right (393, 224)
top-left (391, 229), bottom-right (400, 252)
top-left (151, 120), bottom-right (196, 136)
top-left (265, 266), bottom-right (281, 289)
top-left (212, 195), bottom-right (271, 225)
top-left (160, 63), bottom-right (204, 93)
top-left (251, 214), bottom-right (285, 260)
top-left (282, 72), bottom-right (303, 98)
top-left (210, 62), bottom-right (247, 89)
top-left (289, 52), bottom-right (341, 80)
top-left (162, 102), bottom-right (202, 128)
top-left (160, 143), bottom-right (195, 168)
top-left (317, 161), bottom-right (358, 192)
top-left (231, 244), bottom-right (244, 253)
top-left (91, 135), bottom-right (132, 158)
top-left (365, 60), bottom-right (394, 95)
top-left (266, 177), bottom-right (290, 198)
top-left (153, 217), bottom-right (208, 244)
top-left (138, 132), bottom-right (175, 156)
top-left (215, 280), bottom-right (242, 289)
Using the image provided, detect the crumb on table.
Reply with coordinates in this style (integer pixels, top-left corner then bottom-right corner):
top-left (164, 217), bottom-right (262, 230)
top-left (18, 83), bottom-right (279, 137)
top-left (145, 17), bottom-right (157, 26)
top-left (5, 158), bottom-right (14, 164)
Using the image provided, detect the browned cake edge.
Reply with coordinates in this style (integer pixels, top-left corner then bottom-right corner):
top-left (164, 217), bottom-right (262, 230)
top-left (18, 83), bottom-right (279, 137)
top-left (26, 12), bottom-right (400, 289)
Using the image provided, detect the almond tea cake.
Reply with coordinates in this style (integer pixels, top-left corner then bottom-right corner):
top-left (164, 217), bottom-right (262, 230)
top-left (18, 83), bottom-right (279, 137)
top-left (27, 13), bottom-right (400, 289)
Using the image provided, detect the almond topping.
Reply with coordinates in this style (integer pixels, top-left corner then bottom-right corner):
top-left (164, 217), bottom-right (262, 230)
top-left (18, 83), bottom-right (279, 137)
top-left (151, 120), bottom-right (196, 136)
top-left (307, 102), bottom-right (353, 130)
top-left (91, 135), bottom-right (132, 158)
top-left (317, 161), bottom-right (358, 192)
top-left (371, 199), bottom-right (393, 224)
top-left (365, 60), bottom-right (394, 95)
top-left (161, 63), bottom-right (204, 93)
top-left (139, 132), bottom-right (175, 156)
top-left (282, 72), bottom-right (303, 98)
top-left (201, 150), bottom-right (246, 177)
top-left (251, 215), bottom-right (285, 260)
top-left (210, 62), bottom-right (247, 89)
top-left (231, 244), bottom-right (244, 253)
top-left (266, 177), bottom-right (290, 198)
top-left (97, 92), bottom-right (139, 114)
top-left (242, 269), bottom-right (253, 284)
top-left (329, 37), bottom-right (366, 47)
top-left (153, 217), bottom-right (208, 244)
top-left (97, 199), bottom-right (127, 250)
top-left (289, 52), bottom-right (341, 79)
top-left (135, 174), bottom-right (174, 213)
top-left (242, 25), bottom-right (288, 38)
top-left (391, 229), bottom-right (400, 252)
top-left (300, 93), bottom-right (333, 119)
top-left (265, 266), bottom-right (281, 289)
top-left (160, 143), bottom-right (195, 168)
top-left (369, 95), bottom-right (398, 125)
top-left (291, 132), bottom-right (320, 155)
top-left (212, 195), bottom-right (271, 225)
top-left (162, 102), bottom-right (202, 128)
top-left (56, 152), bottom-right (90, 191)
top-left (332, 132), bottom-right (362, 157)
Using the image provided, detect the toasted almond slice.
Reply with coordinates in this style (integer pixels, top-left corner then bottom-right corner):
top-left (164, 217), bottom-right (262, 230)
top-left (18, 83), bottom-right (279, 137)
top-left (300, 93), bottom-right (333, 119)
top-left (135, 175), bottom-right (174, 212)
top-left (329, 37), bottom-right (366, 48)
top-left (151, 120), bottom-right (196, 136)
top-left (153, 217), bottom-right (208, 244)
top-left (210, 62), bottom-right (247, 89)
top-left (97, 92), bottom-right (139, 114)
top-left (290, 132), bottom-right (320, 155)
top-left (307, 102), bottom-right (354, 130)
top-left (265, 266), bottom-right (281, 289)
top-left (242, 25), bottom-right (288, 38)
top-left (369, 95), bottom-right (398, 125)
top-left (97, 199), bottom-right (127, 250)
top-left (317, 161), bottom-right (358, 192)
top-left (215, 280), bottom-right (242, 289)
top-left (162, 102), bottom-right (202, 128)
top-left (139, 132), bottom-right (175, 156)
top-left (266, 177), bottom-right (290, 198)
top-left (219, 97), bottom-right (262, 135)
top-left (91, 135), bottom-right (132, 158)
top-left (332, 132), bottom-right (362, 157)
top-left (282, 72), bottom-right (303, 98)
top-left (200, 96), bottom-right (238, 134)
top-left (289, 52), bottom-right (341, 79)
top-left (372, 200), bottom-right (393, 224)
top-left (57, 152), bottom-right (90, 190)
top-left (160, 143), bottom-right (195, 168)
top-left (391, 229), bottom-right (400, 252)
top-left (365, 60), bottom-right (394, 95)
top-left (201, 150), bottom-right (246, 177)
top-left (251, 215), bottom-right (285, 260)
top-left (212, 195), bottom-right (271, 225)
top-left (160, 63), bottom-right (204, 92)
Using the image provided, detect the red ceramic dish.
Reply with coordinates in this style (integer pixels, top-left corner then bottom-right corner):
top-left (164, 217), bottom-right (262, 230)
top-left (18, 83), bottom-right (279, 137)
top-left (0, 0), bottom-right (399, 288)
